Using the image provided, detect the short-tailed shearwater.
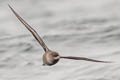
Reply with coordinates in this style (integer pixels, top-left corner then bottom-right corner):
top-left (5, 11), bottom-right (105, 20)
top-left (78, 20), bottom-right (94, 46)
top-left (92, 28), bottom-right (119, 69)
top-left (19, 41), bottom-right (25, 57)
top-left (8, 5), bottom-right (111, 66)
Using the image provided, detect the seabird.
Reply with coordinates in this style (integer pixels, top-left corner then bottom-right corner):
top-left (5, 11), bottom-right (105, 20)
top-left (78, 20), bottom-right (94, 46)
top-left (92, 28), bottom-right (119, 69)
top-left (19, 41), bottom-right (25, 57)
top-left (8, 5), bottom-right (111, 66)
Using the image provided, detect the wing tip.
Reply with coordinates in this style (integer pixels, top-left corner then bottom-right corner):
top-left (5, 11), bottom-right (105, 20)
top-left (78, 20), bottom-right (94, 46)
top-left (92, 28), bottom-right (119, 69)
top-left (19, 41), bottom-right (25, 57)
top-left (8, 4), bottom-right (11, 9)
top-left (8, 4), bottom-right (14, 12)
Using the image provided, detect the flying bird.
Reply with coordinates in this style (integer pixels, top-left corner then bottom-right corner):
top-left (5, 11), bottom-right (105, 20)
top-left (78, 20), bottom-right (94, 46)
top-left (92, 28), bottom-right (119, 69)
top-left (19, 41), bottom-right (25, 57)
top-left (8, 5), bottom-right (111, 66)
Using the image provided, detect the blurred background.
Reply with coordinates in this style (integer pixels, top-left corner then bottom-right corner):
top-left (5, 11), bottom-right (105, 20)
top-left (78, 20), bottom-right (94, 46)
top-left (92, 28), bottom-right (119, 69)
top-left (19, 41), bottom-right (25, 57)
top-left (0, 0), bottom-right (120, 80)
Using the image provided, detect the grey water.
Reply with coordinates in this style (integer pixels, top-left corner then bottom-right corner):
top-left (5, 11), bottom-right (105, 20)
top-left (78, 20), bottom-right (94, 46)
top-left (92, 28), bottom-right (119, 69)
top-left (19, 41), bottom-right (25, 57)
top-left (0, 0), bottom-right (120, 80)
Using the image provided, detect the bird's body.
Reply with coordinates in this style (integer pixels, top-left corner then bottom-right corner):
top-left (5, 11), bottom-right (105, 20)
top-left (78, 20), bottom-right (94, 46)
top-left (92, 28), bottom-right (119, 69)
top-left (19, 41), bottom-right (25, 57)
top-left (8, 5), bottom-right (112, 66)
top-left (43, 50), bottom-right (60, 66)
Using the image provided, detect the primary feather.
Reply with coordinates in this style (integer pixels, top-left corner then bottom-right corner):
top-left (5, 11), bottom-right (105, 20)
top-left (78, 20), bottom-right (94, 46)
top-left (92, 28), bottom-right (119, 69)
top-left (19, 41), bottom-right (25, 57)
top-left (8, 5), bottom-right (49, 52)
top-left (60, 56), bottom-right (112, 63)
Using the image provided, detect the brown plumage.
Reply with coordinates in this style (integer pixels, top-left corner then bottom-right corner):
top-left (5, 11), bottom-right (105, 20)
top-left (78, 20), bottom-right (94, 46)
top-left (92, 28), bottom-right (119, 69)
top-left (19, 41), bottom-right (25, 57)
top-left (8, 5), bottom-right (112, 66)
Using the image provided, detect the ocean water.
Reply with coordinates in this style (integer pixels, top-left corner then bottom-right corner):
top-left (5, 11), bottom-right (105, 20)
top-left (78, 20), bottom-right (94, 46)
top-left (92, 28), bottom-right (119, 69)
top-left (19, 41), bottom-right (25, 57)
top-left (0, 0), bottom-right (120, 80)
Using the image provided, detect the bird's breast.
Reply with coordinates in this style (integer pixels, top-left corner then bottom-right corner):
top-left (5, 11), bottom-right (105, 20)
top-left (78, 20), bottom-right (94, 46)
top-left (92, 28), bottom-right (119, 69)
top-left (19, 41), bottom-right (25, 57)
top-left (43, 53), bottom-right (59, 66)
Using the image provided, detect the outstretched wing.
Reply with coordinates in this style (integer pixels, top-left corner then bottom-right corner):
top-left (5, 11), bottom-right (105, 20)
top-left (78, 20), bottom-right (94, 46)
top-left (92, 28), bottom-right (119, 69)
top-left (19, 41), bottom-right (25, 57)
top-left (8, 5), bottom-right (49, 52)
top-left (60, 56), bottom-right (112, 63)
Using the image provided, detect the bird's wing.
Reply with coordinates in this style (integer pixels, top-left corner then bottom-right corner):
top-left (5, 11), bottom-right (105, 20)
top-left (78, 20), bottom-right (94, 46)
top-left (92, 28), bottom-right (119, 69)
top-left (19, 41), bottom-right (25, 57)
top-left (8, 5), bottom-right (49, 52)
top-left (60, 56), bottom-right (112, 63)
